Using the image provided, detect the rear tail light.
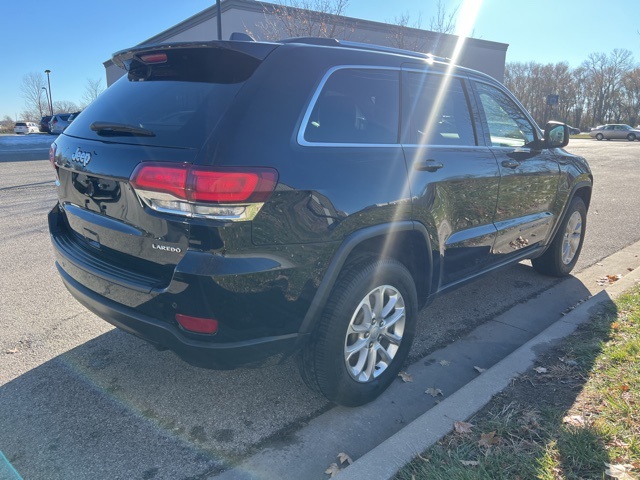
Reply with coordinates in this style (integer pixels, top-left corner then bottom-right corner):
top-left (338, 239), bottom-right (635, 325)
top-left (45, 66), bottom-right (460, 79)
top-left (49, 143), bottom-right (59, 183)
top-left (175, 314), bottom-right (218, 334)
top-left (130, 163), bottom-right (278, 221)
top-left (49, 143), bottom-right (57, 168)
top-left (139, 52), bottom-right (168, 64)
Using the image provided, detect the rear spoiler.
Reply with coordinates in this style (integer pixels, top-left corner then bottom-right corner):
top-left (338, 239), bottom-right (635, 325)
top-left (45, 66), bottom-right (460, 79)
top-left (112, 40), bottom-right (277, 71)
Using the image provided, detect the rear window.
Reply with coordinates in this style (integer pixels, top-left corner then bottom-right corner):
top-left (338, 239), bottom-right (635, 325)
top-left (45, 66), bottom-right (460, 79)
top-left (64, 48), bottom-right (260, 149)
top-left (15, 122), bottom-right (26, 127)
top-left (303, 68), bottom-right (400, 145)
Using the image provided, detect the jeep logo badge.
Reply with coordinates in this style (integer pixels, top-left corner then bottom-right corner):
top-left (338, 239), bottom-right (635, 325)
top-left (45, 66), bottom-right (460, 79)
top-left (71, 147), bottom-right (92, 167)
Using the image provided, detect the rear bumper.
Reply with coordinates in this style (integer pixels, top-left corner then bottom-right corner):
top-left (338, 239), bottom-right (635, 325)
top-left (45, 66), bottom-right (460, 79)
top-left (57, 263), bottom-right (303, 369)
top-left (48, 203), bottom-right (313, 369)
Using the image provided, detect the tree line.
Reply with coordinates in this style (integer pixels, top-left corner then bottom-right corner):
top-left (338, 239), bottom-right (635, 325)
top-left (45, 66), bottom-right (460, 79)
top-left (504, 49), bottom-right (640, 131)
top-left (16, 72), bottom-right (104, 123)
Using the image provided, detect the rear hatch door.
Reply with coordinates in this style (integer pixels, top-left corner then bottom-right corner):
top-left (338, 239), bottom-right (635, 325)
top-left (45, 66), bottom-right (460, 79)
top-left (52, 41), bottom-right (276, 290)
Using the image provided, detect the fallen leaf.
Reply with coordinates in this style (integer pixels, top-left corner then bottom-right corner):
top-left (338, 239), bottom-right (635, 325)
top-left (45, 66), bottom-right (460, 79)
top-left (338, 452), bottom-right (353, 465)
top-left (398, 371), bottom-right (413, 383)
top-left (461, 460), bottom-right (479, 467)
top-left (474, 366), bottom-right (486, 373)
top-left (621, 385), bottom-right (630, 392)
top-left (534, 367), bottom-right (547, 374)
top-left (417, 453), bottom-right (429, 463)
top-left (628, 267), bottom-right (634, 272)
top-left (478, 431), bottom-right (500, 448)
top-left (598, 274), bottom-right (623, 286)
top-left (604, 462), bottom-right (635, 480)
top-left (439, 360), bottom-right (450, 367)
top-left (610, 439), bottom-right (630, 448)
top-left (559, 357), bottom-right (578, 367)
top-left (454, 421), bottom-right (474, 434)
top-left (425, 387), bottom-right (443, 397)
top-left (563, 415), bottom-right (585, 427)
top-left (325, 463), bottom-right (342, 477)
top-left (5, 348), bottom-right (18, 354)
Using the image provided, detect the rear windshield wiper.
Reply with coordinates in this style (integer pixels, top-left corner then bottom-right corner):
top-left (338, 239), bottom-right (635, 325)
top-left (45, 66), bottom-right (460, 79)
top-left (90, 121), bottom-right (155, 137)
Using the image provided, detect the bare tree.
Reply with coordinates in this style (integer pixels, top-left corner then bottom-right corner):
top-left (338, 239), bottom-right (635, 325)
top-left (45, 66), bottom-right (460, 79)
top-left (20, 72), bottom-right (49, 121)
top-left (505, 49), bottom-right (638, 130)
top-left (387, 11), bottom-right (429, 52)
top-left (249, 0), bottom-right (351, 41)
top-left (620, 67), bottom-right (640, 127)
top-left (1, 115), bottom-right (15, 133)
top-left (53, 100), bottom-right (80, 114)
top-left (429, 0), bottom-right (459, 34)
top-left (81, 77), bottom-right (105, 108)
top-left (580, 49), bottom-right (633, 124)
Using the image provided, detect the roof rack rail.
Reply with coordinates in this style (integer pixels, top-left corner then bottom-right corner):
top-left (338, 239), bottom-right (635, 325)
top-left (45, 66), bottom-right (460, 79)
top-left (277, 37), bottom-right (450, 63)
top-left (338, 40), bottom-right (448, 62)
top-left (279, 37), bottom-right (340, 47)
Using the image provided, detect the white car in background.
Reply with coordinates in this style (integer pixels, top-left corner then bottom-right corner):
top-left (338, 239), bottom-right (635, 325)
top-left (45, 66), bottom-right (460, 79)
top-left (14, 122), bottom-right (39, 134)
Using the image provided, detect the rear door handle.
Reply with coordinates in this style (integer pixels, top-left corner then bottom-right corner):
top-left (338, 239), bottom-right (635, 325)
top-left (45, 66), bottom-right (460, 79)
top-left (414, 159), bottom-right (444, 172)
top-left (501, 159), bottom-right (520, 169)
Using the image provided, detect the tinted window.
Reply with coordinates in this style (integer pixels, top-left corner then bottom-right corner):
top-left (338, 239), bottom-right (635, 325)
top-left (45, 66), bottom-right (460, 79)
top-left (64, 48), bottom-right (258, 149)
top-left (303, 69), bottom-right (399, 144)
top-left (402, 73), bottom-right (476, 146)
top-left (476, 82), bottom-right (535, 148)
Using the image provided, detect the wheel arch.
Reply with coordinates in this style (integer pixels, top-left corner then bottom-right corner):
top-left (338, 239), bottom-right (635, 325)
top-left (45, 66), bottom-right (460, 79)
top-left (298, 221), bottom-right (433, 336)
top-left (535, 180), bottom-right (592, 260)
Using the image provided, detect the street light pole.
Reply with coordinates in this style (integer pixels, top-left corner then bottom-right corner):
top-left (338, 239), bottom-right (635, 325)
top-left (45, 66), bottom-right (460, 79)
top-left (41, 87), bottom-right (49, 117)
top-left (216, 0), bottom-right (222, 40)
top-left (44, 69), bottom-right (53, 116)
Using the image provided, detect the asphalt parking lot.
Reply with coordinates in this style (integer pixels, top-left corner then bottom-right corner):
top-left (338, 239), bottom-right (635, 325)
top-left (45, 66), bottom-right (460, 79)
top-left (1, 136), bottom-right (639, 479)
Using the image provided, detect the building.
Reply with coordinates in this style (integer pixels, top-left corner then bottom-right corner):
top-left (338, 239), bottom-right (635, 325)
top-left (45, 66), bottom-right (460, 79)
top-left (104, 0), bottom-right (508, 86)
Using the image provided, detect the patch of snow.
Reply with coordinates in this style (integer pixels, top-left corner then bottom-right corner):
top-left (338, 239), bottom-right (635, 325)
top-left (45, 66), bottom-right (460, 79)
top-left (0, 134), bottom-right (57, 147)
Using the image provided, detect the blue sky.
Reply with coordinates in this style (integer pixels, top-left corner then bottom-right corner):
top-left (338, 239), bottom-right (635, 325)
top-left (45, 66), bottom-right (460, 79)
top-left (1, 0), bottom-right (638, 121)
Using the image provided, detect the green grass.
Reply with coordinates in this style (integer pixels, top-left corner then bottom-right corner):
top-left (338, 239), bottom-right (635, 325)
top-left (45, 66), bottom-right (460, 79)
top-left (396, 286), bottom-right (640, 480)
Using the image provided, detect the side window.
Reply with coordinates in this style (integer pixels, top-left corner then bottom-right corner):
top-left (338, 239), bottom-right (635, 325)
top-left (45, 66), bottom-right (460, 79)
top-left (401, 72), bottom-right (476, 146)
top-left (476, 82), bottom-right (536, 148)
top-left (303, 69), bottom-right (399, 144)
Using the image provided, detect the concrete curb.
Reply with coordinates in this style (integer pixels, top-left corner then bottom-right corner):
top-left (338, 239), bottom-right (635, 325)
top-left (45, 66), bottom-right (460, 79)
top-left (335, 266), bottom-right (640, 480)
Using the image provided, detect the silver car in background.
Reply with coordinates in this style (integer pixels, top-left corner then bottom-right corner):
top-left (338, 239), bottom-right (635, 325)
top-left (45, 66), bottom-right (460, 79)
top-left (49, 114), bottom-right (72, 135)
top-left (589, 124), bottom-right (640, 141)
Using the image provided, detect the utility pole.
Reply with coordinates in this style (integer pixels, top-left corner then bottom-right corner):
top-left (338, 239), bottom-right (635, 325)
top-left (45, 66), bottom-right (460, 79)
top-left (216, 0), bottom-right (222, 40)
top-left (44, 69), bottom-right (53, 116)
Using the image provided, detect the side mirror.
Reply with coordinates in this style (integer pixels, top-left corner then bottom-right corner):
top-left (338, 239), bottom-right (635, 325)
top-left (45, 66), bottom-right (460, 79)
top-left (544, 121), bottom-right (569, 149)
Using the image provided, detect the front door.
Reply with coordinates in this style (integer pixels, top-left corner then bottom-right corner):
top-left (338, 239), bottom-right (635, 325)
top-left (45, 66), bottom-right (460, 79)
top-left (472, 81), bottom-right (560, 265)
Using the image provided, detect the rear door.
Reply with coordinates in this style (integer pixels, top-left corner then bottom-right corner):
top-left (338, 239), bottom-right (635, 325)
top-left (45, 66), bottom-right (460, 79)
top-left (471, 80), bottom-right (560, 264)
top-left (400, 68), bottom-right (500, 289)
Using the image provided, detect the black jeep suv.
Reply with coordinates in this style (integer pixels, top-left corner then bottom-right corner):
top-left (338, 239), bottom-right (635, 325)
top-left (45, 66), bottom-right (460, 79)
top-left (49, 38), bottom-right (592, 406)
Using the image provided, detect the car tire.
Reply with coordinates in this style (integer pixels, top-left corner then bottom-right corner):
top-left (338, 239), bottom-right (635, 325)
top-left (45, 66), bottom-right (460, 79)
top-left (627, 133), bottom-right (636, 141)
top-left (595, 133), bottom-right (603, 140)
top-left (532, 197), bottom-right (587, 277)
top-left (300, 258), bottom-right (417, 406)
